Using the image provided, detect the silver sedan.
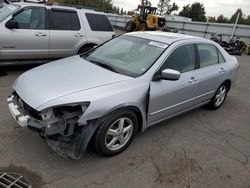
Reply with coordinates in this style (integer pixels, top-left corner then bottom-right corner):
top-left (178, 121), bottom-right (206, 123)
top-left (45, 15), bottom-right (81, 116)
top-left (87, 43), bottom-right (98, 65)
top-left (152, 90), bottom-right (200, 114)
top-left (7, 31), bottom-right (239, 159)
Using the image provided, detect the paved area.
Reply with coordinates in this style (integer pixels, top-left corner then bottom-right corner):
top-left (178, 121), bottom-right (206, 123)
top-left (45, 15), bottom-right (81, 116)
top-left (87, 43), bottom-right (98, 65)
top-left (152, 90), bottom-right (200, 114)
top-left (0, 55), bottom-right (250, 188)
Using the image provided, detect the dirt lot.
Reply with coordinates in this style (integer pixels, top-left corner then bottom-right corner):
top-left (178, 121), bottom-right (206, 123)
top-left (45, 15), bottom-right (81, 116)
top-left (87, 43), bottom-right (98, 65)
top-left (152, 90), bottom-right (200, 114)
top-left (0, 55), bottom-right (250, 188)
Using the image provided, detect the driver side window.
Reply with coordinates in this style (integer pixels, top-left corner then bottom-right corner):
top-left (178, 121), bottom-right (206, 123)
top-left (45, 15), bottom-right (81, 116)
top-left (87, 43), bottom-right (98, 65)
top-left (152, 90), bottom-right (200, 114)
top-left (13, 7), bottom-right (46, 30)
top-left (161, 44), bottom-right (195, 73)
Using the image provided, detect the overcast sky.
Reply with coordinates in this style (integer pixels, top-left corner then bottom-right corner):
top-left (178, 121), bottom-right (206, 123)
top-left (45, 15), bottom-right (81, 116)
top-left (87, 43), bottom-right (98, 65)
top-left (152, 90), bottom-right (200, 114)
top-left (113, 0), bottom-right (250, 18)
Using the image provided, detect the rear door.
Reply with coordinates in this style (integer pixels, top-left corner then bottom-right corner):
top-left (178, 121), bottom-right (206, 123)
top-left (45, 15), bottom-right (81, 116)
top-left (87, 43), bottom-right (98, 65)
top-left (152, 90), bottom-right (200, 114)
top-left (194, 43), bottom-right (227, 103)
top-left (1, 6), bottom-right (49, 60)
top-left (49, 9), bottom-right (86, 58)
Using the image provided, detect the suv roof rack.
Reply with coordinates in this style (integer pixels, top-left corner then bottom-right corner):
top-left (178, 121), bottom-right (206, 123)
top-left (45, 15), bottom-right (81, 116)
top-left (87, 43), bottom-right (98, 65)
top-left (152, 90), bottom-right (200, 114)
top-left (45, 2), bottom-right (98, 11)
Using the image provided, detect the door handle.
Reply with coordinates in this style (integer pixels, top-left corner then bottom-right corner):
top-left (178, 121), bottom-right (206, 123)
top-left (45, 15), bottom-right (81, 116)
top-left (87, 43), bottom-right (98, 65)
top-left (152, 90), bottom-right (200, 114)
top-left (75, 33), bottom-right (83, 37)
top-left (219, 68), bottom-right (225, 74)
top-left (35, 32), bottom-right (47, 37)
top-left (189, 77), bottom-right (198, 83)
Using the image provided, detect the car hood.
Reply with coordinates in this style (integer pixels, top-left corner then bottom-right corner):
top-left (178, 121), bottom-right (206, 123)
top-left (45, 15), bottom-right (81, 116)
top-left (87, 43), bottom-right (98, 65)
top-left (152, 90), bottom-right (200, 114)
top-left (14, 56), bottom-right (132, 110)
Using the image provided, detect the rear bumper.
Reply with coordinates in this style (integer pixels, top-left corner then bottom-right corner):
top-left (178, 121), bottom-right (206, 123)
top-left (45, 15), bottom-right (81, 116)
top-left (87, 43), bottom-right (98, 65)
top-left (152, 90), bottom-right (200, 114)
top-left (7, 95), bottom-right (30, 127)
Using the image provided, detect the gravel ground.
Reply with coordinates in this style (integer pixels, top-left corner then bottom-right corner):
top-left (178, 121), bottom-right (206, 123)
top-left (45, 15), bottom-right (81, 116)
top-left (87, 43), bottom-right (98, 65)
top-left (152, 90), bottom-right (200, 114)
top-left (0, 53), bottom-right (250, 188)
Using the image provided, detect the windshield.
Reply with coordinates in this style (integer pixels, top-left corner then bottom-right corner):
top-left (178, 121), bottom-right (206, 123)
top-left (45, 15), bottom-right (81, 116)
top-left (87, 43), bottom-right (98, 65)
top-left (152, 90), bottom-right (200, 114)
top-left (83, 35), bottom-right (168, 77)
top-left (0, 4), bottom-right (20, 22)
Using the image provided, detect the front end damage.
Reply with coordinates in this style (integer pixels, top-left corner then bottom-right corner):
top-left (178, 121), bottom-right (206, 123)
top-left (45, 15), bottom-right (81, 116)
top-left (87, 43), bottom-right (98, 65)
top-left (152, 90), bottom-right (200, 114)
top-left (7, 93), bottom-right (98, 159)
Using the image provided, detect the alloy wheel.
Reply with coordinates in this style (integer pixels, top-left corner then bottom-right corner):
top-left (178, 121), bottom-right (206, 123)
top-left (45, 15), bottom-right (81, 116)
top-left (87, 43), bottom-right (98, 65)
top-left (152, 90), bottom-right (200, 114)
top-left (215, 85), bottom-right (227, 107)
top-left (105, 117), bottom-right (134, 151)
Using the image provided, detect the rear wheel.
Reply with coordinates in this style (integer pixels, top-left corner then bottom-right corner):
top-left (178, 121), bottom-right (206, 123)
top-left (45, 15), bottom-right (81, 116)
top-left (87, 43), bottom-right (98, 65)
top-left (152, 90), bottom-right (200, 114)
top-left (94, 110), bottom-right (138, 156)
top-left (207, 83), bottom-right (228, 110)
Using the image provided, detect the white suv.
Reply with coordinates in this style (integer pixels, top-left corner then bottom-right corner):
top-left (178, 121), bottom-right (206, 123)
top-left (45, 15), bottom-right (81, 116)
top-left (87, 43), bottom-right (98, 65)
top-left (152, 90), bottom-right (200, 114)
top-left (0, 3), bottom-right (115, 62)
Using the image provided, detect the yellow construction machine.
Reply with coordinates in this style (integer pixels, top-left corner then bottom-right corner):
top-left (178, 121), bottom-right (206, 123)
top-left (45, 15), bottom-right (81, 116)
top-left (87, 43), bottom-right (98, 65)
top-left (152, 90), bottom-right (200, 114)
top-left (125, 5), bottom-right (166, 32)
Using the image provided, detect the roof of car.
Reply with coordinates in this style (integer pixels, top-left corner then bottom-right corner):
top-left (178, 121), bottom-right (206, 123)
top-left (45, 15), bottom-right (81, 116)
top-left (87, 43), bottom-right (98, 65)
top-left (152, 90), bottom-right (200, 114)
top-left (125, 31), bottom-right (203, 44)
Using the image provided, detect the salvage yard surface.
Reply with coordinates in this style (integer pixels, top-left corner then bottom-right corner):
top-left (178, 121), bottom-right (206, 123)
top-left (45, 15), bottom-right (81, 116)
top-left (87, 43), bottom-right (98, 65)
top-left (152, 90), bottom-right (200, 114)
top-left (0, 55), bottom-right (250, 187)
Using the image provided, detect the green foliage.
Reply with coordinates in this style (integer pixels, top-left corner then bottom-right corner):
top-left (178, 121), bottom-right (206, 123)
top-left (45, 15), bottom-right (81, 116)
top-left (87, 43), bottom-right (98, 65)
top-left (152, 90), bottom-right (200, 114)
top-left (179, 2), bottom-right (206, 22)
top-left (229, 8), bottom-right (247, 24)
top-left (217, 15), bottom-right (229, 23)
top-left (245, 15), bottom-right (250, 25)
top-left (207, 17), bottom-right (216, 23)
top-left (157, 0), bottom-right (179, 15)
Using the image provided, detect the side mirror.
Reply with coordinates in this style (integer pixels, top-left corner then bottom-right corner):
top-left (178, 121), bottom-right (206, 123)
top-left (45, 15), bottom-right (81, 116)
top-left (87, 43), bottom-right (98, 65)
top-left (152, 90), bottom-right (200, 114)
top-left (157, 69), bottom-right (181, 81)
top-left (5, 19), bottom-right (18, 30)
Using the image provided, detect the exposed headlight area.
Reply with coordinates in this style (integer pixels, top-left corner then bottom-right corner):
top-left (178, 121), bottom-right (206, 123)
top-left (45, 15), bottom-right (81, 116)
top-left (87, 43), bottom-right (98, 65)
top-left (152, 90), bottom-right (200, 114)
top-left (38, 104), bottom-right (89, 137)
top-left (10, 92), bottom-right (89, 137)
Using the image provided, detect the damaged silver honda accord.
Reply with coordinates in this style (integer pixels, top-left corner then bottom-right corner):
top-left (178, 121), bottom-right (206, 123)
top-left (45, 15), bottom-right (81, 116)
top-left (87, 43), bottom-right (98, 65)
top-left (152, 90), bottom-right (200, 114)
top-left (7, 32), bottom-right (239, 159)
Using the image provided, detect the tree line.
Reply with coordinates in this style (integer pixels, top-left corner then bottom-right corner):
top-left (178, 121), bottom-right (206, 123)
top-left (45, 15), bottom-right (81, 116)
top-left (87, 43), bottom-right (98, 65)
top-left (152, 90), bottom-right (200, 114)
top-left (57, 0), bottom-right (250, 25)
top-left (207, 9), bottom-right (250, 25)
top-left (178, 2), bottom-right (250, 25)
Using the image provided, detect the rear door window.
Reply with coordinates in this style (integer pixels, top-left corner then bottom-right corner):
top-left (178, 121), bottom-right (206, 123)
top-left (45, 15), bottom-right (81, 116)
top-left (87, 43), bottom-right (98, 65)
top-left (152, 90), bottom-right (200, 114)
top-left (198, 44), bottom-right (220, 68)
top-left (85, 13), bottom-right (113, 31)
top-left (218, 50), bottom-right (225, 63)
top-left (51, 10), bottom-right (80, 30)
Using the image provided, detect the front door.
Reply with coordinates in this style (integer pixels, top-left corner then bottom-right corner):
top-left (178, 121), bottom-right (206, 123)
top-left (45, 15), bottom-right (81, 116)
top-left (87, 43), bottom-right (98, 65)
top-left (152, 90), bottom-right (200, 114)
top-left (148, 44), bottom-right (200, 125)
top-left (1, 7), bottom-right (49, 60)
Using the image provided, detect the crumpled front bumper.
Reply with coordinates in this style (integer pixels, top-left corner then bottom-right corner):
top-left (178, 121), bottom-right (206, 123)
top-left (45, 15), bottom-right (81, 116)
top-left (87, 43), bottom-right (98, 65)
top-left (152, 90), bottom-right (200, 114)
top-left (7, 94), bottom-right (99, 159)
top-left (7, 95), bottom-right (44, 133)
top-left (7, 95), bottom-right (30, 127)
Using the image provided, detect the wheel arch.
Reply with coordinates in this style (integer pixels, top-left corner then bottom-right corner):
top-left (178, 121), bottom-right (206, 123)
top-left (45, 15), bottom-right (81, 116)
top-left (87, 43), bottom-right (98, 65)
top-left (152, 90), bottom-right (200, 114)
top-left (77, 43), bottom-right (97, 54)
top-left (223, 79), bottom-right (231, 91)
top-left (87, 105), bottom-right (145, 151)
top-left (126, 106), bottom-right (144, 132)
top-left (104, 105), bottom-right (144, 132)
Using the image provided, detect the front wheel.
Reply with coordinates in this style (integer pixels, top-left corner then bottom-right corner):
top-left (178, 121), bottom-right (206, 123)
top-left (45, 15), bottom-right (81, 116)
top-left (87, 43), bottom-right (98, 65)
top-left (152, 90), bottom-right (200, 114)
top-left (125, 21), bottom-right (136, 32)
top-left (207, 83), bottom-right (228, 110)
top-left (94, 110), bottom-right (138, 156)
top-left (139, 23), bottom-right (147, 31)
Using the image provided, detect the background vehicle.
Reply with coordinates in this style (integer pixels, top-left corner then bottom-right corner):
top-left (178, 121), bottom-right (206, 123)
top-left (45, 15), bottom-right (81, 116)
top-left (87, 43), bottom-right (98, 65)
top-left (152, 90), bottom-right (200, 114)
top-left (0, 2), bottom-right (115, 62)
top-left (8, 32), bottom-right (239, 159)
top-left (125, 1), bottom-right (165, 32)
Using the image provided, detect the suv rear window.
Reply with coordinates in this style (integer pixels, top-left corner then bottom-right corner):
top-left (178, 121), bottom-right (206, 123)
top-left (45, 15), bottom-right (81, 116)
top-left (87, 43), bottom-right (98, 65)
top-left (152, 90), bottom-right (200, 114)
top-left (51, 10), bottom-right (80, 30)
top-left (85, 13), bottom-right (113, 31)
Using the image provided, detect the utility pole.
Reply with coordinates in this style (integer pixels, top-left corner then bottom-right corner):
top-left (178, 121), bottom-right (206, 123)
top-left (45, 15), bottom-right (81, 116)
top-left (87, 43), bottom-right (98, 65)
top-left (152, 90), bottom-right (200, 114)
top-left (231, 12), bottom-right (240, 39)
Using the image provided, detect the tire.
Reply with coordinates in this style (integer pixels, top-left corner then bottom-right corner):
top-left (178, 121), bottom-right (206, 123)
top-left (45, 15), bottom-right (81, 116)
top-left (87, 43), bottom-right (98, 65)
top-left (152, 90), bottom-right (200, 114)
top-left (125, 21), bottom-right (136, 32)
top-left (139, 23), bottom-right (147, 31)
top-left (207, 83), bottom-right (229, 110)
top-left (94, 109), bottom-right (138, 156)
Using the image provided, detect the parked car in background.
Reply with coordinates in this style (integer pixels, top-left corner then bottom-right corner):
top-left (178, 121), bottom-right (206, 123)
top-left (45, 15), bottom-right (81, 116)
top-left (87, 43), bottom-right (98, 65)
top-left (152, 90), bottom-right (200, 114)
top-left (7, 32), bottom-right (239, 159)
top-left (0, 2), bottom-right (115, 63)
